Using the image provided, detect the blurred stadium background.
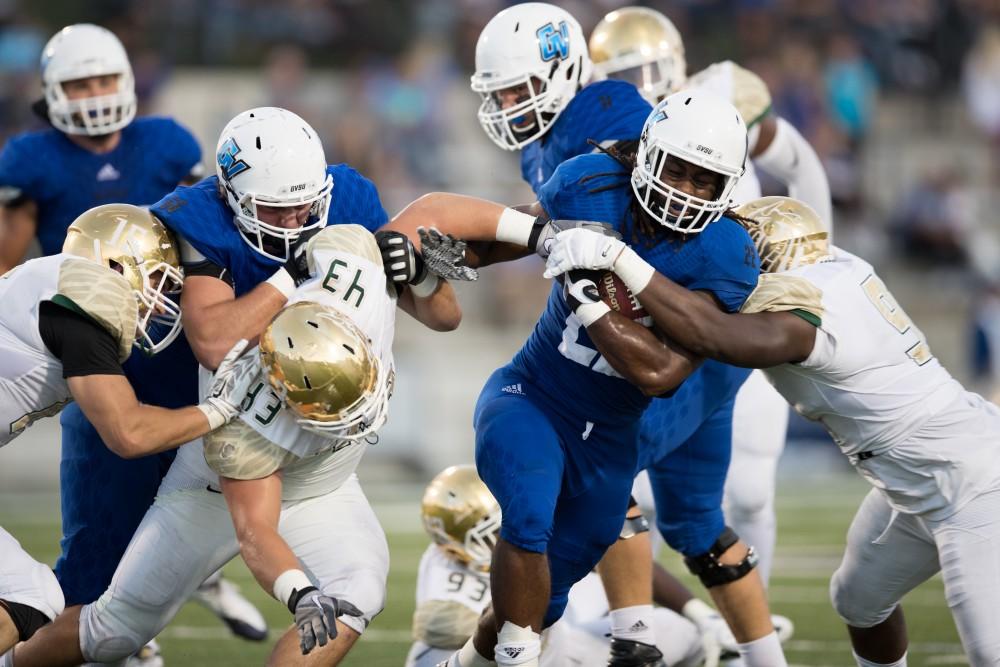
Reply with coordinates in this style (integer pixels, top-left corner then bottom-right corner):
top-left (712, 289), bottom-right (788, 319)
top-left (1, 0), bottom-right (999, 665)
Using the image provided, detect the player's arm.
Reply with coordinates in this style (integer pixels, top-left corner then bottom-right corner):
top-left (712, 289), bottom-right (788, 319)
top-left (69, 374), bottom-right (226, 458)
top-left (564, 271), bottom-right (700, 395)
top-left (0, 199), bottom-right (38, 274)
top-left (41, 302), bottom-right (256, 457)
top-left (387, 193), bottom-right (558, 267)
top-left (219, 473), bottom-right (298, 598)
top-left (751, 115), bottom-right (833, 233)
top-left (181, 275), bottom-right (288, 369)
top-left (397, 278), bottom-right (462, 332)
top-left (628, 276), bottom-right (816, 367)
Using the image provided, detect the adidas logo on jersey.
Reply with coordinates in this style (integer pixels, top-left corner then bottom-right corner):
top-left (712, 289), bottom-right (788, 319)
top-left (97, 163), bottom-right (120, 181)
top-left (501, 383), bottom-right (524, 395)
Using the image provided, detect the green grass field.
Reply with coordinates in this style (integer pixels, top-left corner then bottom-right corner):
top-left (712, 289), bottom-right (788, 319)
top-left (0, 474), bottom-right (965, 667)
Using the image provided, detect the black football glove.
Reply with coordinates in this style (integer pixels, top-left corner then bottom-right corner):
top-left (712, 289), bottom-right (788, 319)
top-left (562, 269), bottom-right (605, 314)
top-left (283, 226), bottom-right (323, 286)
top-left (528, 219), bottom-right (622, 259)
top-left (289, 586), bottom-right (364, 655)
top-left (375, 230), bottom-right (429, 295)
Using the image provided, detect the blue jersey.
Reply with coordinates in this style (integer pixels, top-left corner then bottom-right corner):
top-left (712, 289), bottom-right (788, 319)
top-left (151, 164), bottom-right (388, 294)
top-left (0, 117), bottom-right (201, 257)
top-left (520, 80), bottom-right (651, 195)
top-left (510, 153), bottom-right (759, 426)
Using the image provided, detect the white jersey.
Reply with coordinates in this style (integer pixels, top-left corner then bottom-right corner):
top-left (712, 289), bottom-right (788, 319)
top-left (414, 544), bottom-right (491, 616)
top-left (767, 248), bottom-right (961, 456)
top-left (0, 255), bottom-right (75, 446)
top-left (167, 225), bottom-right (396, 500)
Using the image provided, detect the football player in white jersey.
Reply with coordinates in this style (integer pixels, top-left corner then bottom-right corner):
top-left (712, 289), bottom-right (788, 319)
top-left (8, 224), bottom-right (463, 667)
top-left (407, 465), bottom-right (704, 667)
top-left (543, 196), bottom-right (1000, 666)
top-left (0, 203), bottom-right (255, 654)
top-left (589, 6), bottom-right (834, 586)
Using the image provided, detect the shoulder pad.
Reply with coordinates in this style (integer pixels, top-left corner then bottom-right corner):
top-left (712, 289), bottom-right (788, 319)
top-left (411, 599), bottom-right (480, 649)
top-left (689, 60), bottom-right (772, 128)
top-left (306, 224), bottom-right (382, 275)
top-left (740, 273), bottom-right (823, 322)
top-left (203, 419), bottom-right (300, 480)
top-left (57, 258), bottom-right (137, 362)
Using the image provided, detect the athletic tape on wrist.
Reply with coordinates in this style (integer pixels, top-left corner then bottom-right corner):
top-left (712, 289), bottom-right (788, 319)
top-left (273, 569), bottom-right (314, 609)
top-left (577, 301), bottom-right (611, 328)
top-left (496, 208), bottom-right (538, 246)
top-left (265, 268), bottom-right (296, 299)
top-left (614, 247), bottom-right (656, 295)
top-left (196, 403), bottom-right (226, 431)
top-left (410, 273), bottom-right (440, 298)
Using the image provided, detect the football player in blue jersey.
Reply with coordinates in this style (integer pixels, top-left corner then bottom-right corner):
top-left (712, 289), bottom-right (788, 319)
top-left (469, 2), bottom-right (651, 196)
top-left (0, 23), bottom-right (267, 662)
top-left (389, 90), bottom-right (787, 667)
top-left (467, 5), bottom-right (787, 664)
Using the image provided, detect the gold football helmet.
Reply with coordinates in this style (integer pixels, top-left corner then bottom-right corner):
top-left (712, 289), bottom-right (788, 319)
top-left (62, 203), bottom-right (183, 354)
top-left (735, 196), bottom-right (832, 273)
top-left (260, 301), bottom-right (392, 439)
top-left (589, 7), bottom-right (686, 104)
top-left (421, 464), bottom-right (501, 572)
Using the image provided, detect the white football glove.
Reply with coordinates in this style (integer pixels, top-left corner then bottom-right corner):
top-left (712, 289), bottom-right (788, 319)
top-left (197, 339), bottom-right (260, 430)
top-left (543, 228), bottom-right (626, 279)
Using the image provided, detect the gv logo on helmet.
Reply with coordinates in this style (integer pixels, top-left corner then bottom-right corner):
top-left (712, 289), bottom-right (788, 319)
top-left (537, 21), bottom-right (570, 62)
top-left (217, 137), bottom-right (251, 181)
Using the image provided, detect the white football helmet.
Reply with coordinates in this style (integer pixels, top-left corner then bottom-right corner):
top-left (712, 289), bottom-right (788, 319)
top-left (589, 7), bottom-right (687, 104)
top-left (41, 24), bottom-right (137, 136)
top-left (215, 107), bottom-right (333, 262)
top-left (470, 2), bottom-right (592, 150)
top-left (632, 90), bottom-right (748, 234)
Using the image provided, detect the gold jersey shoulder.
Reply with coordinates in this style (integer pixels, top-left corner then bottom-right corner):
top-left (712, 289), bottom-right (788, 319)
top-left (741, 273), bottom-right (824, 323)
top-left (56, 257), bottom-right (138, 362)
top-left (203, 418), bottom-right (300, 480)
top-left (688, 60), bottom-right (772, 128)
top-left (307, 224), bottom-right (383, 270)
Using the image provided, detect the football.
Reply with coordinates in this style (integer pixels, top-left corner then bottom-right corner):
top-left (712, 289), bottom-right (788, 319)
top-left (596, 270), bottom-right (648, 321)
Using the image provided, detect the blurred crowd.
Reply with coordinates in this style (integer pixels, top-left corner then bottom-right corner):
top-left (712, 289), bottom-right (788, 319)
top-left (4, 0), bottom-right (1000, 385)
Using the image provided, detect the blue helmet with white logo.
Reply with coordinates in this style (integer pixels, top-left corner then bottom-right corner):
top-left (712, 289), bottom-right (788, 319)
top-left (215, 107), bottom-right (333, 262)
top-left (470, 3), bottom-right (592, 151)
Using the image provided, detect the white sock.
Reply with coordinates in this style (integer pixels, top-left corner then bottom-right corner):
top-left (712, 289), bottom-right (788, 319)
top-left (494, 621), bottom-right (541, 666)
top-left (610, 604), bottom-right (657, 646)
top-left (738, 631), bottom-right (787, 667)
top-left (457, 636), bottom-right (495, 667)
top-left (0, 649), bottom-right (12, 667)
top-left (853, 651), bottom-right (907, 667)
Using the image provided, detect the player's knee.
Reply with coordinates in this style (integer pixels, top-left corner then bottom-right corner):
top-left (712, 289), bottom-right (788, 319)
top-left (80, 599), bottom-right (153, 663)
top-left (724, 475), bottom-right (774, 518)
top-left (325, 568), bottom-right (386, 635)
top-left (682, 527), bottom-right (758, 589)
top-left (657, 510), bottom-right (726, 558)
top-left (829, 568), bottom-right (894, 628)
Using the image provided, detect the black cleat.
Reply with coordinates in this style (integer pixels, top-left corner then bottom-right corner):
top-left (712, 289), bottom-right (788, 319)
top-left (607, 637), bottom-right (666, 667)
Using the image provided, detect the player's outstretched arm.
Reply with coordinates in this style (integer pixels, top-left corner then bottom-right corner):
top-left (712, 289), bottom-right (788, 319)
top-left (67, 339), bottom-right (258, 458)
top-left (397, 279), bottom-right (462, 331)
top-left (628, 275), bottom-right (816, 368)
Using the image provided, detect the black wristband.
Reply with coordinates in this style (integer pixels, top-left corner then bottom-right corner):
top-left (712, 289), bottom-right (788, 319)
top-left (287, 585), bottom-right (319, 613)
top-left (525, 216), bottom-right (548, 252)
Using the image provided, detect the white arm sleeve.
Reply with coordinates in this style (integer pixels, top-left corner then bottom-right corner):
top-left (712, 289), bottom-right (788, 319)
top-left (754, 117), bottom-right (834, 236)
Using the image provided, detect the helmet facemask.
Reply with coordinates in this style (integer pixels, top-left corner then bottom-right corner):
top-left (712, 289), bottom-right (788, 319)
top-left (222, 175), bottom-right (333, 263)
top-left (462, 509), bottom-right (502, 571)
top-left (107, 247), bottom-right (184, 356)
top-left (632, 147), bottom-right (740, 234)
top-left (46, 72), bottom-right (137, 137)
top-left (595, 55), bottom-right (679, 103)
top-left (473, 71), bottom-right (560, 150)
